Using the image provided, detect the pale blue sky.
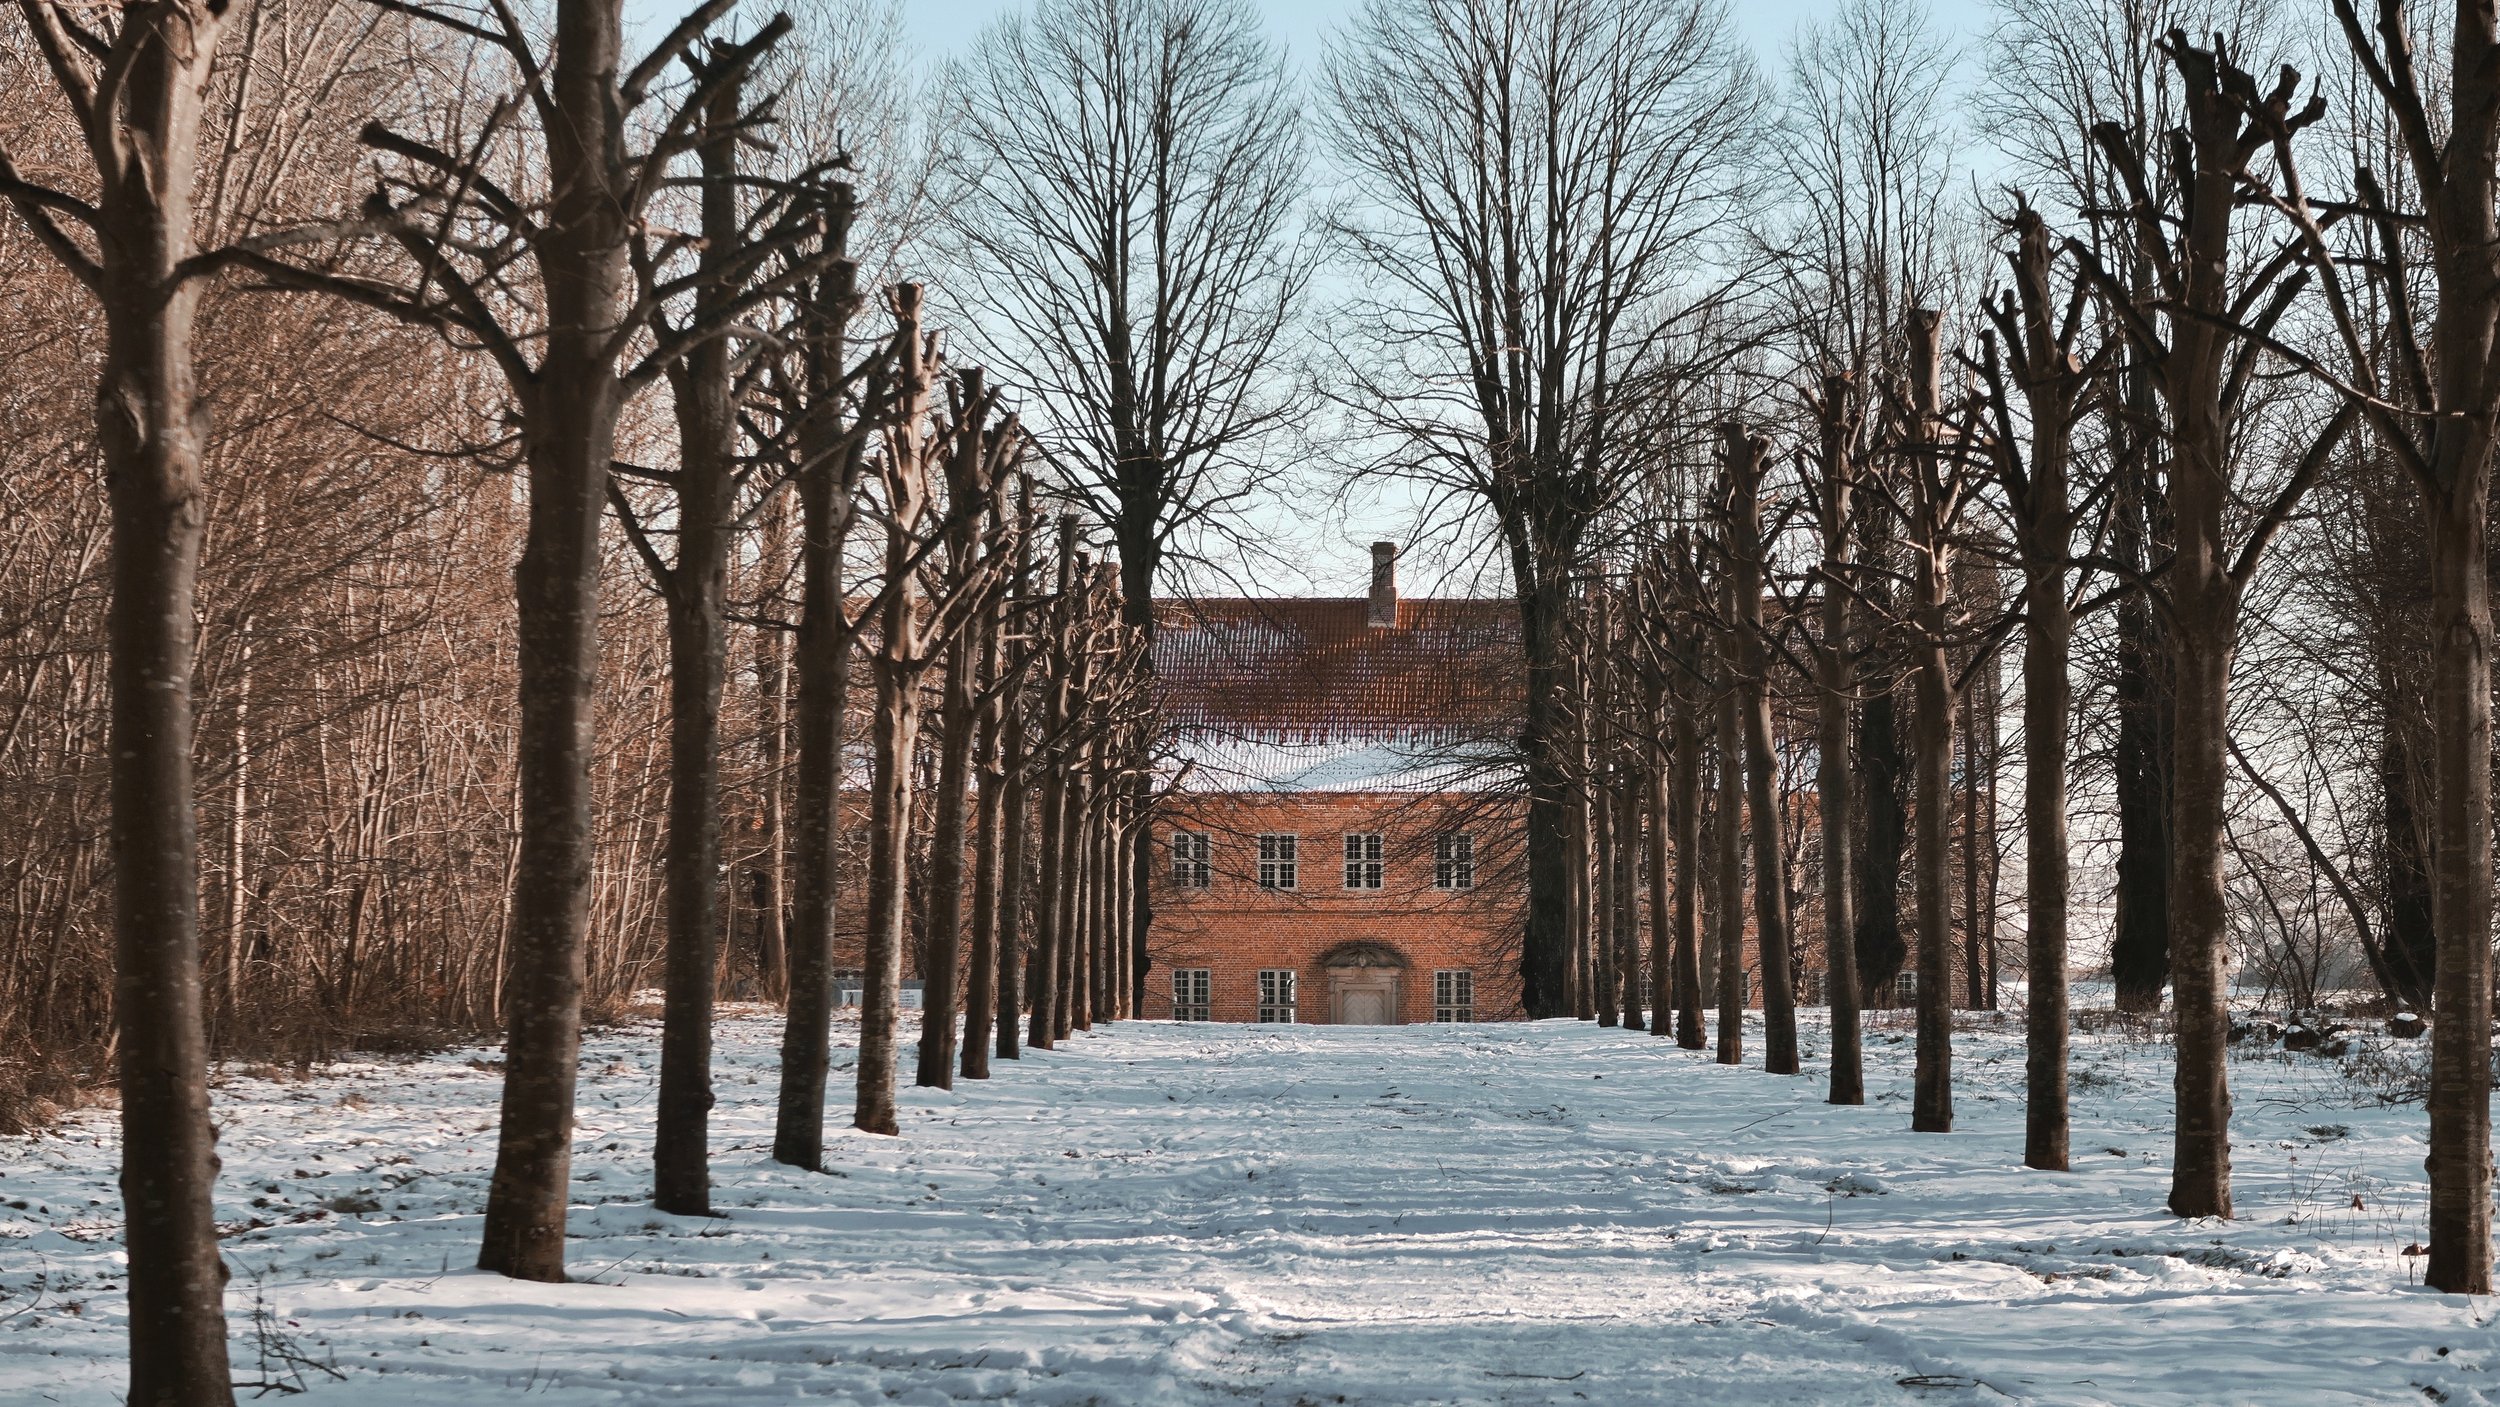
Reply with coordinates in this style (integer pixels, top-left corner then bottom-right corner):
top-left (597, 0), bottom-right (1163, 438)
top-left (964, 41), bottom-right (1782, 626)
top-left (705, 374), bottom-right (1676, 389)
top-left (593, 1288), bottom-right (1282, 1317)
top-left (897, 0), bottom-right (1997, 71)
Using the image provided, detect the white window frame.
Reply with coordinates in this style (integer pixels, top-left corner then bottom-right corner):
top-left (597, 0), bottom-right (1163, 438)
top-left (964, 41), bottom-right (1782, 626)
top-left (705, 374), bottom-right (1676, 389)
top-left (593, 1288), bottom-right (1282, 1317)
top-left (1433, 969), bottom-right (1474, 1023)
top-left (1170, 830), bottom-right (1211, 889)
top-left (1171, 968), bottom-right (1212, 1021)
top-left (1434, 831), bottom-right (1475, 890)
top-left (1257, 833), bottom-right (1298, 890)
top-left (1342, 832), bottom-right (1385, 890)
top-left (1257, 969), bottom-right (1298, 1023)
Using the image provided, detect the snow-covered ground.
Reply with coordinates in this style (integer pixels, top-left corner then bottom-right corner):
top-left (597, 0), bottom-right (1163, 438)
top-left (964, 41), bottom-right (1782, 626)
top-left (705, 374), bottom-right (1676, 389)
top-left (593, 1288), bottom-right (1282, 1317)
top-left (1, 1008), bottom-right (2490, 1405)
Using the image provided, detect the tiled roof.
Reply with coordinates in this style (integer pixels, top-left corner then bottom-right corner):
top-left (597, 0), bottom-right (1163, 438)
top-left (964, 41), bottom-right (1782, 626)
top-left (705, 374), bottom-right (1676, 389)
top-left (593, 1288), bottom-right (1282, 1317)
top-left (1152, 597), bottom-right (1522, 742)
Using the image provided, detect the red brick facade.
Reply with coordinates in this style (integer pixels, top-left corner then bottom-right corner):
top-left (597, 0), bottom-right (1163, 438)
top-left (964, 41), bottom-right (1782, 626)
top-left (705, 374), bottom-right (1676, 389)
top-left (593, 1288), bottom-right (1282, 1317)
top-left (1143, 792), bottom-right (1525, 1024)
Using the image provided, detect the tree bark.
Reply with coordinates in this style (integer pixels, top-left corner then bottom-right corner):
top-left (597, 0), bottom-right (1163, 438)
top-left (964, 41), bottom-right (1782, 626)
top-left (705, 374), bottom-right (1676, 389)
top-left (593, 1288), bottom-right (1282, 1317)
top-left (773, 200), bottom-right (860, 1172)
top-left (1727, 424), bottom-right (1797, 1074)
top-left (855, 646), bottom-right (919, 1136)
top-left (962, 600), bottom-right (1007, 1081)
top-left (653, 77), bottom-right (742, 1217)
top-left (1713, 628), bottom-right (1746, 1066)
top-left (77, 2), bottom-right (242, 1385)
top-left (1907, 309), bottom-right (1954, 1136)
top-left (996, 706), bottom-right (1030, 1061)
top-left (915, 602), bottom-right (978, 1088)
top-left (1813, 377), bottom-right (1863, 1106)
top-left (477, 0), bottom-right (635, 1280)
top-left (1614, 771), bottom-right (1643, 1031)
top-left (1669, 657), bottom-right (1707, 1050)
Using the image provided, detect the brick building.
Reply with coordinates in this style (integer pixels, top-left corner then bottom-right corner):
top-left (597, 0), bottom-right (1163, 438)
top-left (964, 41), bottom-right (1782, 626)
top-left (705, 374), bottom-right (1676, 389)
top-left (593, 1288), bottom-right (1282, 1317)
top-left (1141, 545), bottom-right (1531, 1024)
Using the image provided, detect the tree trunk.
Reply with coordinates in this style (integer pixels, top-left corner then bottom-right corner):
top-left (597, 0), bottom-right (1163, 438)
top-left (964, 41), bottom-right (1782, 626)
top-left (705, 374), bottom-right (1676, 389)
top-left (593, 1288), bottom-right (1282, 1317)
top-left (1909, 570), bottom-right (1955, 1135)
top-left (1908, 309), bottom-right (1954, 1137)
top-left (1728, 424), bottom-right (1797, 1074)
top-left (654, 83), bottom-right (741, 1215)
top-left (1713, 639), bottom-right (1746, 1066)
top-left (915, 616), bottom-right (978, 1088)
top-left (1815, 402), bottom-right (1863, 1103)
top-left (1645, 661), bottom-right (1676, 1039)
top-left (1592, 736), bottom-right (1618, 1028)
top-left (1670, 671), bottom-right (1707, 1050)
top-left (962, 608), bottom-right (1007, 1081)
top-left (1853, 683), bottom-right (1909, 995)
top-left (996, 712), bottom-right (1030, 1061)
top-left (90, 8), bottom-right (238, 1380)
top-left (1519, 575), bottom-right (1574, 1017)
top-left (2422, 486), bottom-right (2494, 1291)
top-left (772, 213), bottom-right (859, 1171)
top-left (855, 648), bottom-right (919, 1137)
top-left (1614, 772), bottom-right (1643, 1031)
top-left (1028, 760), bottom-right (1065, 1052)
top-left (2109, 428), bottom-right (2174, 1014)
top-left (754, 499), bottom-right (791, 1000)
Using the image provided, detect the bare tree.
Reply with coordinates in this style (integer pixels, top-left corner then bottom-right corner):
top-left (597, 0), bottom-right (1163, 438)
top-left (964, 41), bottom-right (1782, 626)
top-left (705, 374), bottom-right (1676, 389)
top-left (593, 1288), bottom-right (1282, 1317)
top-left (237, 0), bottom-right (821, 1275)
top-left (2072, 33), bottom-right (2340, 1218)
top-left (1975, 207), bottom-right (2093, 1171)
top-left (1, 0), bottom-right (254, 1393)
top-left (856, 293), bottom-right (1016, 1135)
top-left (2251, 0), bottom-right (2500, 1295)
top-left (1323, 0), bottom-right (1760, 1015)
top-left (938, 0), bottom-right (1309, 982)
top-left (1720, 424), bottom-right (1799, 1073)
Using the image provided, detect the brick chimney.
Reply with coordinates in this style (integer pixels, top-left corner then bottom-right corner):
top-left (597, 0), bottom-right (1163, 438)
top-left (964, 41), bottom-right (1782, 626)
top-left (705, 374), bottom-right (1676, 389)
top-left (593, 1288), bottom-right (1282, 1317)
top-left (1368, 541), bottom-right (1399, 628)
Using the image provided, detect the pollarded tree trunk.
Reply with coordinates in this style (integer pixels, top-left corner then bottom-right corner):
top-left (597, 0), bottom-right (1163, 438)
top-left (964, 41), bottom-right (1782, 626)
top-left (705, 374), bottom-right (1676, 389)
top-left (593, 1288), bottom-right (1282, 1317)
top-left (1592, 738), bottom-right (1619, 1028)
top-left (2423, 491), bottom-right (2494, 1290)
top-left (1987, 207), bottom-right (2077, 1171)
top-left (653, 79), bottom-right (742, 1217)
top-left (915, 603), bottom-right (978, 1088)
top-left (1059, 760), bottom-right (1089, 1038)
top-left (1908, 569), bottom-right (1956, 1135)
top-left (856, 652), bottom-right (920, 1136)
top-left (1519, 571), bottom-right (1576, 1018)
top-left (1714, 630), bottom-right (1746, 1066)
top-left (1644, 647), bottom-right (1676, 1036)
top-left (2108, 365), bottom-right (2174, 1015)
top-left (996, 708), bottom-right (1030, 1061)
top-left (1813, 377), bottom-right (1863, 1106)
top-left (2165, 571), bottom-right (2233, 1215)
top-left (72, 4), bottom-right (240, 1386)
top-left (1906, 308), bottom-right (1954, 1137)
top-left (1669, 637), bottom-right (1707, 1050)
top-left (962, 600), bottom-right (1008, 1081)
top-left (1726, 424), bottom-right (1797, 1075)
top-left (773, 205), bottom-right (860, 1171)
top-left (1028, 759), bottom-right (1065, 1052)
top-left (1567, 694), bottom-right (1595, 1021)
top-left (753, 498), bottom-right (791, 1000)
top-left (1614, 771), bottom-right (1643, 1031)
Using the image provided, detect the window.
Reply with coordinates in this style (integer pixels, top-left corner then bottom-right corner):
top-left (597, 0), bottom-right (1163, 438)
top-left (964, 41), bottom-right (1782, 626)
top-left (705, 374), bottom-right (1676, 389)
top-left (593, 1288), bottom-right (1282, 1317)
top-left (1893, 969), bottom-right (1918, 1007)
top-left (1257, 969), bottom-right (1298, 1023)
top-left (1343, 832), bottom-right (1384, 889)
top-left (1171, 968), bottom-right (1211, 1021)
top-left (1170, 831), bottom-right (1211, 889)
top-left (1257, 834), bottom-right (1298, 890)
top-left (1434, 832), bottom-right (1475, 890)
top-left (1800, 969), bottom-right (1827, 1005)
top-left (1433, 969), bottom-right (1475, 1023)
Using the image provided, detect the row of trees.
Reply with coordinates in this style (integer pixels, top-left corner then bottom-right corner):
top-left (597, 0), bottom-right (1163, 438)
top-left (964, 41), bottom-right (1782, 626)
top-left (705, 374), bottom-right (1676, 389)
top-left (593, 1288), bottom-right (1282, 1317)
top-left (0, 1), bottom-right (1167, 1404)
top-left (1481, 0), bottom-right (2496, 1300)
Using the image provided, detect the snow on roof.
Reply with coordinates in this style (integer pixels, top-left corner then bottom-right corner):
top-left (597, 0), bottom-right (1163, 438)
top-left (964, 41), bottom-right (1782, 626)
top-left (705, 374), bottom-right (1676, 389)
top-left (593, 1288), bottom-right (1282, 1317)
top-left (1154, 597), bottom-right (1523, 795)
top-left (1167, 729), bottom-right (1513, 795)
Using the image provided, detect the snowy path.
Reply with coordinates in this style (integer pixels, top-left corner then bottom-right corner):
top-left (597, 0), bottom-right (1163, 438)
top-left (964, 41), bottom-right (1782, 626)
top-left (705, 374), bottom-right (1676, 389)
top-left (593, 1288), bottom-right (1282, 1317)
top-left (2, 1011), bottom-right (2492, 1404)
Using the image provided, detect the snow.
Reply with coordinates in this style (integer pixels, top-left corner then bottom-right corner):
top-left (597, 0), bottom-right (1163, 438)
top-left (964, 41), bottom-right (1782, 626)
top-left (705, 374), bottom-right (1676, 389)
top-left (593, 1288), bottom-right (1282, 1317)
top-left (2, 1008), bottom-right (2492, 1405)
top-left (1166, 729), bottom-right (1509, 794)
